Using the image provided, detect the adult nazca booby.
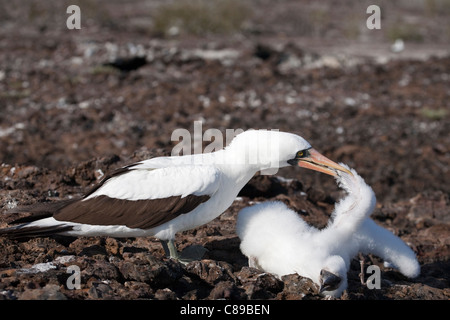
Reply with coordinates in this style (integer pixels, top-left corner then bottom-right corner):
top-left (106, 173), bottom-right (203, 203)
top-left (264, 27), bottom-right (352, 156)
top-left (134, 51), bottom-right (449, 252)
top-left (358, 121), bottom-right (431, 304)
top-left (1, 130), bottom-right (351, 263)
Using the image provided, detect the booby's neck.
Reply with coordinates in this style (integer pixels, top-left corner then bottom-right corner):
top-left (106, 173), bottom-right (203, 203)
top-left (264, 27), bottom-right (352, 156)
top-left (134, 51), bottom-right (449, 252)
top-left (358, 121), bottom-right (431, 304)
top-left (204, 149), bottom-right (262, 182)
top-left (184, 149), bottom-right (275, 186)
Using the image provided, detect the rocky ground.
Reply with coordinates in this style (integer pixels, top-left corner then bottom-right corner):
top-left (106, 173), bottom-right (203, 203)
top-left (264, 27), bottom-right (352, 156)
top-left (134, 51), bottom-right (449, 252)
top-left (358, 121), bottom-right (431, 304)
top-left (0, 0), bottom-right (449, 300)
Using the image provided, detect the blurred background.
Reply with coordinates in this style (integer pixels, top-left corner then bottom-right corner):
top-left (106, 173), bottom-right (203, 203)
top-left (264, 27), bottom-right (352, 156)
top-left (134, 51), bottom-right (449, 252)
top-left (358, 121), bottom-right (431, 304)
top-left (0, 0), bottom-right (449, 203)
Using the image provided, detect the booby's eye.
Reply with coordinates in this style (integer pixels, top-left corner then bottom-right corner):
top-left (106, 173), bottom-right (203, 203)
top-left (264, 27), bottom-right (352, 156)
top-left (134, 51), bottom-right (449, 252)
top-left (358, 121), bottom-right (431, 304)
top-left (296, 150), bottom-right (307, 158)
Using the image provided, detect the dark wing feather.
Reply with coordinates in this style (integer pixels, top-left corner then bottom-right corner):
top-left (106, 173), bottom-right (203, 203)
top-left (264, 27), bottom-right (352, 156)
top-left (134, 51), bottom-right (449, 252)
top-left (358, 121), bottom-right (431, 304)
top-left (7, 199), bottom-right (79, 224)
top-left (0, 225), bottom-right (74, 239)
top-left (53, 194), bottom-right (210, 229)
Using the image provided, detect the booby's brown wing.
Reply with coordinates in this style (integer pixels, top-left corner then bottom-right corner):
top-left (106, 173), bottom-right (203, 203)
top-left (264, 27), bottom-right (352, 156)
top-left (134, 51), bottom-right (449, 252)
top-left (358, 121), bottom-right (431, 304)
top-left (7, 199), bottom-right (79, 224)
top-left (53, 194), bottom-right (210, 229)
top-left (52, 164), bottom-right (219, 229)
top-left (53, 164), bottom-right (221, 229)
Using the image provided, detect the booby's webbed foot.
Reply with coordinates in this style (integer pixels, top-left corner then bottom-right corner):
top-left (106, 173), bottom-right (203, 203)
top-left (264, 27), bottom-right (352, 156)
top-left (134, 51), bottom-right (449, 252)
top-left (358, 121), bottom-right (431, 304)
top-left (179, 245), bottom-right (209, 263)
top-left (160, 240), bottom-right (208, 265)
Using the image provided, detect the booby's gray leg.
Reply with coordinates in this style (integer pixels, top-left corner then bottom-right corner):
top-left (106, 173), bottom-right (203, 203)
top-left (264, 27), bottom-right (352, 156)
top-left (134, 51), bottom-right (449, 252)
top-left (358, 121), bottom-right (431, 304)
top-left (160, 239), bottom-right (170, 257)
top-left (160, 239), bottom-right (180, 260)
top-left (168, 239), bottom-right (180, 259)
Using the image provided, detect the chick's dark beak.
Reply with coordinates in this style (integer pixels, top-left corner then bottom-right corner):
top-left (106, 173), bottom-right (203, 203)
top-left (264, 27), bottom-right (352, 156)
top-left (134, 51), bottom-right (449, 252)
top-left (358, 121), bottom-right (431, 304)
top-left (291, 148), bottom-right (352, 177)
top-left (319, 269), bottom-right (342, 294)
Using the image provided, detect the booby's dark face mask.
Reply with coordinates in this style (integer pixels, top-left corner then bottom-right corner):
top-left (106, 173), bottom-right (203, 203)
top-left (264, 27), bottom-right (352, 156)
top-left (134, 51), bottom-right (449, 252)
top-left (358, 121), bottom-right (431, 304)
top-left (288, 148), bottom-right (352, 177)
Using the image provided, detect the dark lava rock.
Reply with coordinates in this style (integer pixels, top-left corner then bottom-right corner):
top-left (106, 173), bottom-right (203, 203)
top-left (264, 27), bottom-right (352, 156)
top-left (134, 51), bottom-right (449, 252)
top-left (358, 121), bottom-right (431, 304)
top-left (238, 175), bottom-right (288, 199)
top-left (154, 288), bottom-right (177, 300)
top-left (81, 258), bottom-right (120, 282)
top-left (278, 274), bottom-right (320, 300)
top-left (208, 280), bottom-right (246, 300)
top-left (236, 267), bottom-right (284, 299)
top-left (117, 253), bottom-right (183, 288)
top-left (103, 56), bottom-right (147, 72)
top-left (186, 259), bottom-right (236, 285)
top-left (19, 284), bottom-right (67, 300)
top-left (88, 281), bottom-right (115, 299)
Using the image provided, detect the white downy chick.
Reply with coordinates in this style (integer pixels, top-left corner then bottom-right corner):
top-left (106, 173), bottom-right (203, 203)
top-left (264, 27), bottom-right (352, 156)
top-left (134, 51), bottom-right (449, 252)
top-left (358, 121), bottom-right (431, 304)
top-left (236, 164), bottom-right (420, 297)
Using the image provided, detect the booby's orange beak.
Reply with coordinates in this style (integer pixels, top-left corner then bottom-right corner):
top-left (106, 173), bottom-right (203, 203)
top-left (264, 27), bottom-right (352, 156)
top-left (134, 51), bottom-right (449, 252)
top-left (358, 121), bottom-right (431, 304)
top-left (289, 148), bottom-right (353, 177)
